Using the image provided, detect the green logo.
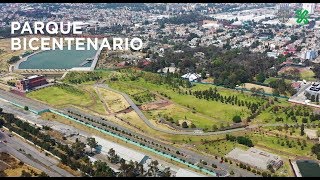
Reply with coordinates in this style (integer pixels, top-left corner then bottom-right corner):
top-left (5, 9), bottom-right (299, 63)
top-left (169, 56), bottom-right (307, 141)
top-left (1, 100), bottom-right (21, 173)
top-left (295, 9), bottom-right (309, 25)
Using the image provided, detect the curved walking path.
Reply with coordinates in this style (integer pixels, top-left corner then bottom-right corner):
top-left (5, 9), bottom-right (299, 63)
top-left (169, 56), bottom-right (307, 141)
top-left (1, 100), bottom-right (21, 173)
top-left (94, 83), bottom-right (247, 136)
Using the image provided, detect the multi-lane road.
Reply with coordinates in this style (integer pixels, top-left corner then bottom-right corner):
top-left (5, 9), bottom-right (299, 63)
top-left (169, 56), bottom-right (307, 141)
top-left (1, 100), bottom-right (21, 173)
top-left (0, 130), bottom-right (73, 177)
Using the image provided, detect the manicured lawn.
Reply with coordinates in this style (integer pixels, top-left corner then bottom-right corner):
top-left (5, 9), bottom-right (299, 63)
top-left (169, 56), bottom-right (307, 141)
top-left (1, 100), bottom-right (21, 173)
top-left (196, 140), bottom-right (250, 157)
top-left (27, 86), bottom-right (92, 107)
top-left (27, 85), bottom-right (106, 115)
top-left (300, 69), bottom-right (316, 81)
top-left (144, 104), bottom-right (229, 130)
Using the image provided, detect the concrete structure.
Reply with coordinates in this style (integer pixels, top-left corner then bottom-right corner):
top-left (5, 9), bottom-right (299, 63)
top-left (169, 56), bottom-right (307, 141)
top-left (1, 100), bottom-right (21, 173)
top-left (93, 135), bottom-right (149, 164)
top-left (226, 148), bottom-right (283, 171)
top-left (15, 75), bottom-right (48, 92)
top-left (174, 168), bottom-right (206, 177)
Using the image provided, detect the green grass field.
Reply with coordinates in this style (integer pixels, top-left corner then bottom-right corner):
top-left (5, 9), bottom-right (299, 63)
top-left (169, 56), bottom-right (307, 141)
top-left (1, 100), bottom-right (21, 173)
top-left (247, 132), bottom-right (314, 157)
top-left (300, 69), bottom-right (316, 81)
top-left (108, 78), bottom-right (258, 125)
top-left (144, 104), bottom-right (229, 130)
top-left (27, 85), bottom-right (106, 114)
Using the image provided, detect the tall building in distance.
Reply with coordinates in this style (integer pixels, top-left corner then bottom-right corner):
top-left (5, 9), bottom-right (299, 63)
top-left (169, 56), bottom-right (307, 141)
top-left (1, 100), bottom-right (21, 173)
top-left (302, 3), bottom-right (316, 14)
top-left (276, 3), bottom-right (289, 10)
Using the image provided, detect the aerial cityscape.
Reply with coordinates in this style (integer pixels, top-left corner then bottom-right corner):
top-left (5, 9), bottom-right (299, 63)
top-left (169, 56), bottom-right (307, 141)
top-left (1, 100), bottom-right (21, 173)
top-left (0, 2), bottom-right (320, 177)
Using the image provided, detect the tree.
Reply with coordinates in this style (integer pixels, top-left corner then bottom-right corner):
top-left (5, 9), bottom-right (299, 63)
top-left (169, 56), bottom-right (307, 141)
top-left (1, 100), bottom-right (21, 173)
top-left (232, 115), bottom-right (242, 123)
top-left (71, 140), bottom-right (86, 159)
top-left (201, 70), bottom-right (206, 79)
top-left (8, 56), bottom-right (20, 64)
top-left (300, 124), bottom-right (305, 136)
top-left (256, 72), bottom-right (266, 83)
top-left (20, 170), bottom-right (32, 177)
top-left (190, 123), bottom-right (196, 128)
top-left (181, 121), bottom-right (188, 128)
top-left (87, 137), bottom-right (98, 154)
top-left (38, 172), bottom-right (49, 177)
top-left (0, 107), bottom-right (3, 113)
top-left (24, 106), bottom-right (29, 111)
top-left (161, 167), bottom-right (171, 177)
top-left (147, 160), bottom-right (159, 177)
top-left (93, 160), bottom-right (115, 177)
top-left (108, 148), bottom-right (119, 163)
top-left (212, 124), bottom-right (218, 131)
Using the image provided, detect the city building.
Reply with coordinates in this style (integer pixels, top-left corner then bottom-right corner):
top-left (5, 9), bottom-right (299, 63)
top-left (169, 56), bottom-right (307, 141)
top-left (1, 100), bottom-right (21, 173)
top-left (301, 50), bottom-right (319, 60)
top-left (15, 75), bottom-right (48, 92)
top-left (305, 82), bottom-right (320, 97)
top-left (302, 3), bottom-right (316, 14)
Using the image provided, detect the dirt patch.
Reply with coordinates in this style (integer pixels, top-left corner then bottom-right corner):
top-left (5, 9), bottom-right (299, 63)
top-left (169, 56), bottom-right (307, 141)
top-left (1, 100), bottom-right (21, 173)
top-left (243, 83), bottom-right (274, 94)
top-left (0, 152), bottom-right (42, 177)
top-left (140, 99), bottom-right (171, 111)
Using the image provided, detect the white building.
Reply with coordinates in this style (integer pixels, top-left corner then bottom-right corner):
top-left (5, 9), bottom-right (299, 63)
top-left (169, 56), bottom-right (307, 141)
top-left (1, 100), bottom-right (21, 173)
top-left (301, 50), bottom-right (319, 60)
top-left (303, 3), bottom-right (316, 14)
top-left (181, 73), bottom-right (201, 82)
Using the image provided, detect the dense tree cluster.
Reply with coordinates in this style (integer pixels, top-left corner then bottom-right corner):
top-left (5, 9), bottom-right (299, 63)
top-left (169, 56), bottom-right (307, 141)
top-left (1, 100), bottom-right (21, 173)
top-left (311, 144), bottom-right (320, 160)
top-left (118, 69), bottom-right (192, 89)
top-left (144, 46), bottom-right (278, 88)
top-left (64, 72), bottom-right (103, 84)
top-left (226, 134), bottom-right (254, 147)
top-left (186, 87), bottom-right (263, 115)
top-left (312, 64), bottom-right (320, 79)
top-left (7, 56), bottom-right (20, 64)
top-left (269, 78), bottom-right (296, 96)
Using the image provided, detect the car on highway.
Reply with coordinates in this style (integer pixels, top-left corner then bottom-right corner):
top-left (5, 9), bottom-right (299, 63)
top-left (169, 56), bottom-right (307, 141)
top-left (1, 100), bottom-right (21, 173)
top-left (8, 134), bottom-right (13, 137)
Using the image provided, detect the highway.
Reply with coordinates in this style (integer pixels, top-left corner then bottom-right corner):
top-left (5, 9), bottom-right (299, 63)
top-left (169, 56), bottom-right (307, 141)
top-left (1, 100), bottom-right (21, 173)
top-left (0, 131), bottom-right (73, 177)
